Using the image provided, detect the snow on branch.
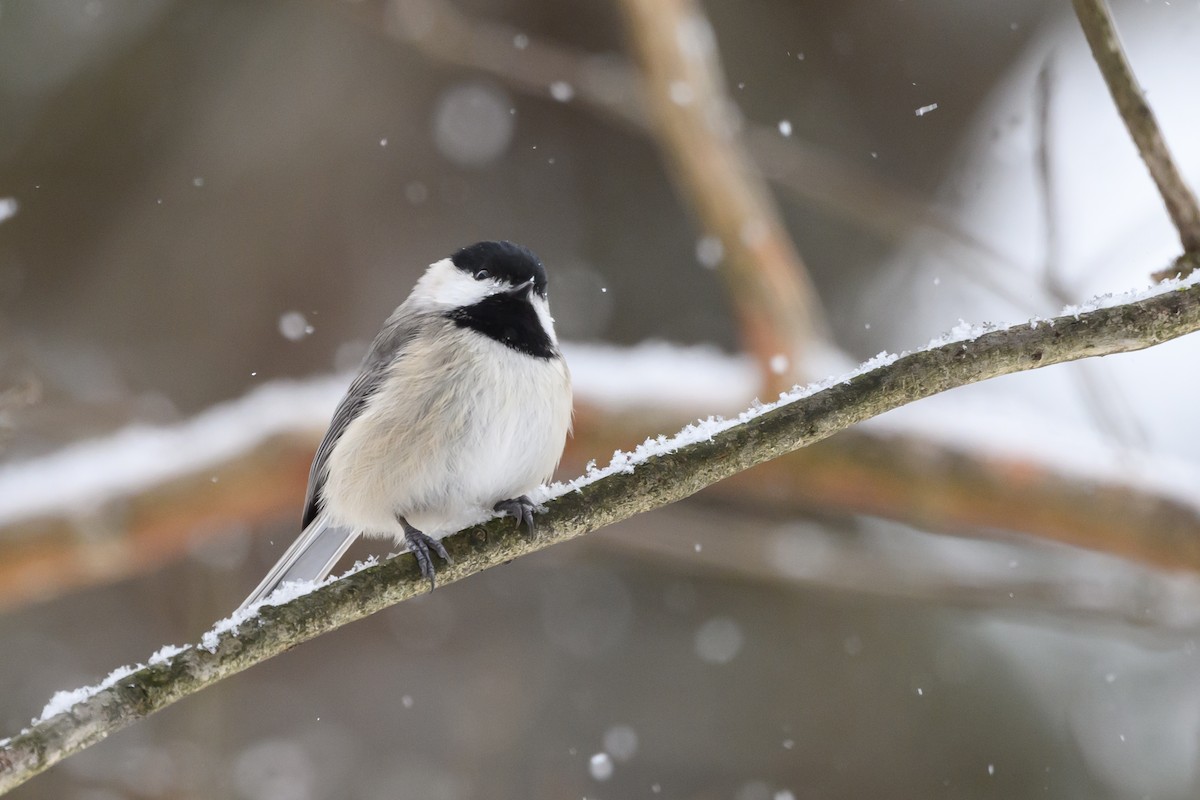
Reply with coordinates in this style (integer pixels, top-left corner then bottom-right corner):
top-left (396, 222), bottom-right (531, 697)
top-left (4, 275), bottom-right (1200, 793)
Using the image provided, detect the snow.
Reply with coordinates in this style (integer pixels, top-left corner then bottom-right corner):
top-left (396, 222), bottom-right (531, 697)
top-left (537, 347), bottom-right (901, 502)
top-left (694, 235), bottom-right (724, 268)
top-left (36, 663), bottom-right (139, 723)
top-left (202, 554), bottom-right (382, 648)
top-left (668, 81), bottom-right (694, 106)
top-left (919, 269), bottom-right (1200, 350)
top-left (149, 644), bottom-right (188, 665)
top-left (563, 341), bottom-right (756, 412)
top-left (1059, 268), bottom-right (1200, 316)
top-left (431, 82), bottom-right (514, 166)
top-left (278, 310), bottom-right (314, 341)
top-left (0, 376), bottom-right (346, 526)
top-left (694, 616), bottom-right (744, 664)
top-left (0, 196), bottom-right (18, 224)
top-left (21, 559), bottom-right (388, 727)
top-left (603, 724), bottom-right (638, 762)
top-left (588, 752), bottom-right (613, 781)
top-left (549, 81), bottom-right (574, 102)
top-left (203, 578), bottom-right (321, 650)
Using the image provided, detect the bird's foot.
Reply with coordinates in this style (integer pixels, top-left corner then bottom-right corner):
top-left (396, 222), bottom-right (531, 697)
top-left (403, 526), bottom-right (452, 590)
top-left (494, 495), bottom-right (540, 536)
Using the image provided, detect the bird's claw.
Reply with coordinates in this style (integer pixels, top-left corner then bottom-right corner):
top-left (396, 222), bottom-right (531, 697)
top-left (494, 495), bottom-right (539, 536)
top-left (403, 528), bottom-right (452, 590)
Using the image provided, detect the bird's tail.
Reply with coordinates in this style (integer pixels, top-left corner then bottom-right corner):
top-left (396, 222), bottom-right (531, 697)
top-left (237, 516), bottom-right (358, 612)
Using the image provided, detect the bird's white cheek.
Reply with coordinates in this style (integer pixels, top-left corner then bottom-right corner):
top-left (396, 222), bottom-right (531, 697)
top-left (411, 258), bottom-right (492, 308)
top-left (532, 295), bottom-right (559, 344)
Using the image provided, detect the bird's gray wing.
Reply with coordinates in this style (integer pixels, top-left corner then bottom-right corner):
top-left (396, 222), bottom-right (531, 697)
top-left (300, 311), bottom-right (423, 529)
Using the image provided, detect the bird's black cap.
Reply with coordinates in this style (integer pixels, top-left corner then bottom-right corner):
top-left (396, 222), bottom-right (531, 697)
top-left (451, 240), bottom-right (548, 297)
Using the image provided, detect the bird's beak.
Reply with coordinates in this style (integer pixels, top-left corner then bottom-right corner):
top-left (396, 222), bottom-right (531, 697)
top-left (502, 278), bottom-right (536, 297)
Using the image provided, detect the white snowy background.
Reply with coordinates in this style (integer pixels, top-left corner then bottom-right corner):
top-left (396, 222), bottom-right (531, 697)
top-left (2, 1), bottom-right (1200, 799)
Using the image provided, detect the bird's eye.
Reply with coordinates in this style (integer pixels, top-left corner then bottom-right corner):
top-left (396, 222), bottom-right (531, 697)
top-left (473, 269), bottom-right (491, 281)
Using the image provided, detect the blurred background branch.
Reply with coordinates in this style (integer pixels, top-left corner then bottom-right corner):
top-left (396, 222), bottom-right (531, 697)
top-left (6, 381), bottom-right (1200, 613)
top-left (616, 0), bottom-right (824, 389)
top-left (1070, 0), bottom-right (1200, 270)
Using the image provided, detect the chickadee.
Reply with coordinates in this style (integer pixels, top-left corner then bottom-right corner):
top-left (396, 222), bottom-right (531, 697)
top-left (239, 241), bottom-right (572, 610)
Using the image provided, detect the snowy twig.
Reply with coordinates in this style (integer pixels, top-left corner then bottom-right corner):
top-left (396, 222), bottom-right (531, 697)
top-left (1070, 0), bottom-right (1200, 271)
top-left (5, 278), bottom-right (1200, 793)
top-left (616, 0), bottom-right (827, 386)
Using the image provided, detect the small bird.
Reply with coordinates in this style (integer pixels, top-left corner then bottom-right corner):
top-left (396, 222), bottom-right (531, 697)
top-left (239, 241), bottom-right (572, 610)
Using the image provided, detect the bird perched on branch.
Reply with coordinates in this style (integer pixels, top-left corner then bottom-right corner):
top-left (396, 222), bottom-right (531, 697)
top-left (239, 241), bottom-right (572, 610)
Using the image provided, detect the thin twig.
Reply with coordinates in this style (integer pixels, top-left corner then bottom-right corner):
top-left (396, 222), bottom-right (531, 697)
top-left (1035, 58), bottom-right (1065, 297)
top-left (4, 278), bottom-right (1200, 793)
top-left (1071, 0), bottom-right (1200, 271)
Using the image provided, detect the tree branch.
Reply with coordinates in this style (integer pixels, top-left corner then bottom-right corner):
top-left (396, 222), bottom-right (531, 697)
top-left (616, 0), bottom-right (827, 386)
top-left (5, 277), bottom-right (1200, 794)
top-left (1070, 0), bottom-right (1200, 271)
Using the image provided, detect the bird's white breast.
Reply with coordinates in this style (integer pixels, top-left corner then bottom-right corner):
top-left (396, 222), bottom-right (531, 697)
top-left (320, 323), bottom-right (571, 541)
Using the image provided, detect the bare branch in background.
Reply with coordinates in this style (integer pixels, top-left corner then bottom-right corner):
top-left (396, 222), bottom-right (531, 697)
top-left (8, 374), bottom-right (1200, 613)
top-left (4, 279), bottom-right (1200, 793)
top-left (0, 433), bottom-right (313, 610)
top-left (1070, 0), bottom-right (1200, 274)
top-left (1035, 58), bottom-right (1066, 298)
top-left (615, 0), bottom-right (826, 387)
